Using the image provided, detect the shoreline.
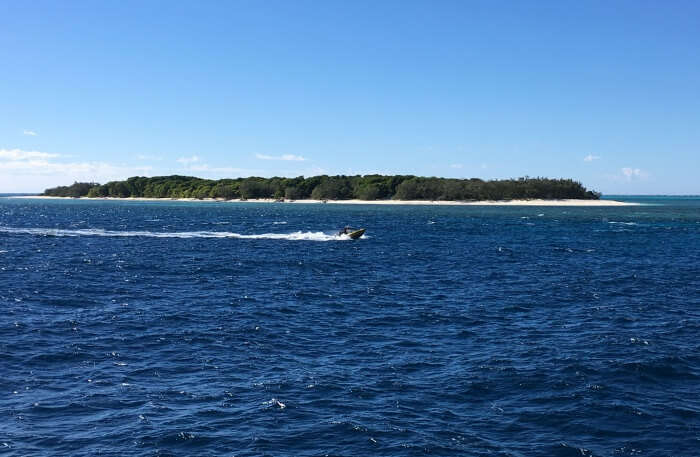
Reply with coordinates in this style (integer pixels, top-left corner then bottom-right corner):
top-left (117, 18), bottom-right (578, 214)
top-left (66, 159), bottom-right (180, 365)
top-left (9, 196), bottom-right (638, 206)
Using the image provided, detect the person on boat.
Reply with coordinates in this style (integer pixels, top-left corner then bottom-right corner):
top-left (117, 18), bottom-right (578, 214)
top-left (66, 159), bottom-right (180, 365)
top-left (339, 226), bottom-right (351, 235)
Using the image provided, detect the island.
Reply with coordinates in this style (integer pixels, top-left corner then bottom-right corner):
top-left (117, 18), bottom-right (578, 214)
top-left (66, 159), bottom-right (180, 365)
top-left (43, 175), bottom-right (599, 200)
top-left (37, 175), bottom-right (633, 206)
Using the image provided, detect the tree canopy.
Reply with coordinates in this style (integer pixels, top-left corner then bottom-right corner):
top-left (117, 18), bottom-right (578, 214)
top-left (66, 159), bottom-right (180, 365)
top-left (43, 175), bottom-right (601, 201)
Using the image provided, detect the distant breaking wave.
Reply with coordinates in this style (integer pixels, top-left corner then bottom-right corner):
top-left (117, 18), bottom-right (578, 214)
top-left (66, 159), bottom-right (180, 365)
top-left (0, 226), bottom-right (352, 242)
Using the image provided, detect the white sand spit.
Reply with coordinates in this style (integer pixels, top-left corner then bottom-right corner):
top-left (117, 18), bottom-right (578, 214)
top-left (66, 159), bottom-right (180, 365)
top-left (10, 196), bottom-right (638, 206)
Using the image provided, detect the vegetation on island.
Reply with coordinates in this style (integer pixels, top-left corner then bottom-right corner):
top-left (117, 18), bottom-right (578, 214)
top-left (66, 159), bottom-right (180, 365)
top-left (43, 175), bottom-right (601, 201)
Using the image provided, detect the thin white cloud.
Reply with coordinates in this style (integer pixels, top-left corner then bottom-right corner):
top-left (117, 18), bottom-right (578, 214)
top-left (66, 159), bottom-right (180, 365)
top-left (450, 163), bottom-right (463, 169)
top-left (255, 153), bottom-right (307, 161)
top-left (137, 154), bottom-right (163, 161)
top-left (23, 130), bottom-right (38, 136)
top-left (176, 156), bottom-right (259, 177)
top-left (177, 155), bottom-right (200, 165)
top-left (584, 154), bottom-right (600, 162)
top-left (0, 148), bottom-right (59, 160)
top-left (282, 154), bottom-right (306, 161)
top-left (0, 159), bottom-right (151, 176)
top-left (0, 148), bottom-right (154, 192)
top-left (621, 167), bottom-right (649, 180)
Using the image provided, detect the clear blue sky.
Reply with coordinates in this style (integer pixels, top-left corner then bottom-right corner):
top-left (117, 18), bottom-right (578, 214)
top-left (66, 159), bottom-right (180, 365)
top-left (1, 0), bottom-right (698, 194)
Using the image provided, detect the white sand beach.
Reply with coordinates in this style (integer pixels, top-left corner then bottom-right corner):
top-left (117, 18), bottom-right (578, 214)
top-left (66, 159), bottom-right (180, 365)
top-left (11, 196), bottom-right (638, 206)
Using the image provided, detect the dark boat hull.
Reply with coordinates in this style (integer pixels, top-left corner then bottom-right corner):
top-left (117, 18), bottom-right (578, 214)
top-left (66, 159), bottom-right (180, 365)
top-left (347, 228), bottom-right (365, 239)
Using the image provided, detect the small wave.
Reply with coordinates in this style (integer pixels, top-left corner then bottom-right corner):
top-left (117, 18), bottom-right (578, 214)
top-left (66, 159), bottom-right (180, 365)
top-left (608, 221), bottom-right (638, 226)
top-left (0, 226), bottom-right (349, 242)
top-left (272, 221), bottom-right (288, 225)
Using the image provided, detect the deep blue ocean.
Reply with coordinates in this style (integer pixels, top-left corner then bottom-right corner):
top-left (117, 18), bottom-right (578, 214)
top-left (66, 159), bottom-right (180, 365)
top-left (1, 196), bottom-right (699, 456)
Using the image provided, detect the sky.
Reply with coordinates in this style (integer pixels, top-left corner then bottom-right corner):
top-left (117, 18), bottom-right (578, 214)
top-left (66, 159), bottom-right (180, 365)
top-left (1, 0), bottom-right (699, 194)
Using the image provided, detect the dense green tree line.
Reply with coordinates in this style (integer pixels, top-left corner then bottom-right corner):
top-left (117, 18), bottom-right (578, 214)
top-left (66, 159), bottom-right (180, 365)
top-left (43, 175), bottom-right (601, 200)
top-left (40, 182), bottom-right (99, 198)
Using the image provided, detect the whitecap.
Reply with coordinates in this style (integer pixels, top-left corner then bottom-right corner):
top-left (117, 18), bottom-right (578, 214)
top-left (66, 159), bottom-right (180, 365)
top-left (263, 398), bottom-right (286, 409)
top-left (630, 337), bottom-right (649, 345)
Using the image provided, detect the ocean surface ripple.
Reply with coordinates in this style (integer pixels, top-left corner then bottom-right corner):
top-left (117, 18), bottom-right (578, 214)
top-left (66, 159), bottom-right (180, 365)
top-left (1, 197), bottom-right (699, 456)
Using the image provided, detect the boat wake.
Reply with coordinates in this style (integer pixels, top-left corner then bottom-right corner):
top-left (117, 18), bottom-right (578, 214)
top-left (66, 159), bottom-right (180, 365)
top-left (0, 226), bottom-right (349, 242)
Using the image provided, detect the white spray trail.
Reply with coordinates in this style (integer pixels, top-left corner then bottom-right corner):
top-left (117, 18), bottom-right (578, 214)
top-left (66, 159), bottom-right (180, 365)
top-left (0, 227), bottom-right (353, 242)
